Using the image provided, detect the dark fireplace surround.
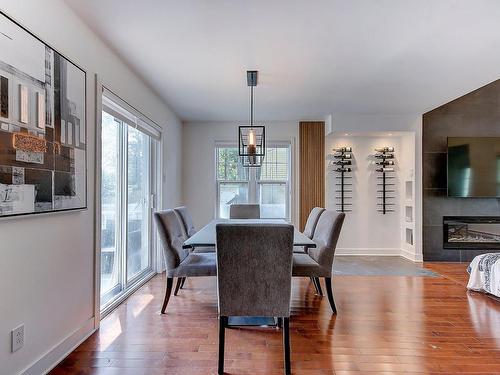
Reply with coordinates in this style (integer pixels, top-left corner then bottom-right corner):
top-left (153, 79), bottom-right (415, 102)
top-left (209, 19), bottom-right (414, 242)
top-left (443, 216), bottom-right (500, 250)
top-left (423, 79), bottom-right (500, 262)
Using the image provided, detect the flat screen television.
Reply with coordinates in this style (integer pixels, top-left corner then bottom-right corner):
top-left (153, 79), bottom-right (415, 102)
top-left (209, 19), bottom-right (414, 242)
top-left (448, 137), bottom-right (500, 197)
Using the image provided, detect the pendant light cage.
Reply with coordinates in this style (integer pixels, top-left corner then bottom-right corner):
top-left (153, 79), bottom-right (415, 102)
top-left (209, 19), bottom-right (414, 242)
top-left (239, 125), bottom-right (265, 167)
top-left (238, 70), bottom-right (265, 167)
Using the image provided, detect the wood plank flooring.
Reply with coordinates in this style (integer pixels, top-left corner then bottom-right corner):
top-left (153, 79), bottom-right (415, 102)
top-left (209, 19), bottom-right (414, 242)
top-left (50, 262), bottom-right (500, 374)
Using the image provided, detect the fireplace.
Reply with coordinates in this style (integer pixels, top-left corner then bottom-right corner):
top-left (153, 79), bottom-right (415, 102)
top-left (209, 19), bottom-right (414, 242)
top-left (443, 216), bottom-right (500, 249)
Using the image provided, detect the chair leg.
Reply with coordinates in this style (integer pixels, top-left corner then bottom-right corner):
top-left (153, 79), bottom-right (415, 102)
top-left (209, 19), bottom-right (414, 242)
top-left (277, 317), bottom-right (283, 328)
top-left (180, 277), bottom-right (187, 289)
top-left (218, 316), bottom-right (227, 374)
top-left (310, 276), bottom-right (319, 294)
top-left (174, 278), bottom-right (182, 296)
top-left (283, 317), bottom-right (291, 375)
top-left (311, 276), bottom-right (323, 297)
top-left (324, 277), bottom-right (337, 314)
top-left (161, 277), bottom-right (174, 314)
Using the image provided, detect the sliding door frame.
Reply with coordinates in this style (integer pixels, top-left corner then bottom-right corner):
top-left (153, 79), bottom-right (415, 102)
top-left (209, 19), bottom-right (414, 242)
top-left (94, 76), bottom-right (163, 325)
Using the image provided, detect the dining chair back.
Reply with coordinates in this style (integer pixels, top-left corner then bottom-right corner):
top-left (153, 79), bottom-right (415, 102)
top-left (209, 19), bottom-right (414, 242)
top-left (216, 223), bottom-right (294, 316)
top-left (229, 204), bottom-right (260, 219)
top-left (174, 206), bottom-right (196, 237)
top-left (303, 207), bottom-right (326, 239)
top-left (215, 223), bottom-right (294, 374)
top-left (153, 209), bottom-right (190, 271)
top-left (308, 210), bottom-right (345, 270)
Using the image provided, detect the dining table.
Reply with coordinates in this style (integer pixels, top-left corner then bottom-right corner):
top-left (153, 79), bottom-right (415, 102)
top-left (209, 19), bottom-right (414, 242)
top-left (182, 218), bottom-right (316, 327)
top-left (183, 218), bottom-right (316, 249)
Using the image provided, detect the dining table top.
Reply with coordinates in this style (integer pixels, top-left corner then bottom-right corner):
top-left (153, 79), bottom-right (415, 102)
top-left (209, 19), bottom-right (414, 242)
top-left (182, 218), bottom-right (316, 249)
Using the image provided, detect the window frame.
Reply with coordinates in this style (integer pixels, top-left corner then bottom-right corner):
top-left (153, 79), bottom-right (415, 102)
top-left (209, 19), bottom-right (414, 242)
top-left (215, 141), bottom-right (292, 221)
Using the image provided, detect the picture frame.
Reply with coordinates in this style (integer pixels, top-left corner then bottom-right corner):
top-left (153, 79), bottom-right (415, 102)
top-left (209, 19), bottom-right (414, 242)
top-left (0, 12), bottom-right (87, 218)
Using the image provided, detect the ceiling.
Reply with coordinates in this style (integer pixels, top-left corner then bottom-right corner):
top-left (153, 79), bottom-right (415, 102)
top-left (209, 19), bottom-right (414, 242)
top-left (64, 0), bottom-right (500, 122)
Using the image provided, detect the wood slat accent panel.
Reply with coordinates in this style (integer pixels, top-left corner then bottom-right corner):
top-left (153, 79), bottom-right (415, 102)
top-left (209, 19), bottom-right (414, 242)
top-left (299, 121), bottom-right (325, 231)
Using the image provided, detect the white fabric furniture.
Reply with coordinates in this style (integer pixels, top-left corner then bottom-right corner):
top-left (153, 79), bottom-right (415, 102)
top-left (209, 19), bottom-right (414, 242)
top-left (467, 253), bottom-right (500, 298)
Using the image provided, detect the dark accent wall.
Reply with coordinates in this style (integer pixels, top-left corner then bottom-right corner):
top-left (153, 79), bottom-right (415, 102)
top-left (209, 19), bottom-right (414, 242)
top-left (423, 79), bottom-right (500, 261)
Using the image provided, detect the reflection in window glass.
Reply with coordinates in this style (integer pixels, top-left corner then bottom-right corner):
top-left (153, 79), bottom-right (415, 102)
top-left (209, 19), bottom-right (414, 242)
top-left (127, 126), bottom-right (150, 281)
top-left (217, 148), bottom-right (248, 181)
top-left (260, 183), bottom-right (287, 218)
top-left (218, 182), bottom-right (249, 219)
top-left (258, 147), bottom-right (289, 181)
top-left (100, 112), bottom-right (122, 306)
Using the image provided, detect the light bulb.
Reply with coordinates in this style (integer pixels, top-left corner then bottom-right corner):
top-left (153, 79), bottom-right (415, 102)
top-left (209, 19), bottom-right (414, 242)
top-left (249, 129), bottom-right (256, 146)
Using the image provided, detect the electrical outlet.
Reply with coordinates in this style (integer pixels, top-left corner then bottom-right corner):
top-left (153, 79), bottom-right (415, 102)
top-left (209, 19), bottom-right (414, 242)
top-left (11, 324), bottom-right (24, 352)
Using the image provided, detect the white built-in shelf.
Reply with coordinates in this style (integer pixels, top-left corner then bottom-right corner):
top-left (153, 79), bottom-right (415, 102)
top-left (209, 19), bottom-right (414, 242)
top-left (405, 180), bottom-right (413, 201)
top-left (405, 228), bottom-right (414, 246)
top-left (405, 206), bottom-right (413, 223)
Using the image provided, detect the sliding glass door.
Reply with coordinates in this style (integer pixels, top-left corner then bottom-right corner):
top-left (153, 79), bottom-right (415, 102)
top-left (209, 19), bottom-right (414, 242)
top-left (100, 107), bottom-right (157, 312)
top-left (101, 112), bottom-right (123, 304)
top-left (126, 127), bottom-right (151, 281)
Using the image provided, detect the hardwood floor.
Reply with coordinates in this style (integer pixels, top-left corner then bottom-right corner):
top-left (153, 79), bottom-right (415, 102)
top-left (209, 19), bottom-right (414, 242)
top-left (51, 262), bottom-right (500, 375)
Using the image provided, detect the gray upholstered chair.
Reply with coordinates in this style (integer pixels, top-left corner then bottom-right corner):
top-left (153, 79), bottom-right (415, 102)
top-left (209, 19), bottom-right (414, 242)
top-left (292, 210), bottom-right (345, 313)
top-left (173, 206), bottom-right (215, 293)
top-left (294, 207), bottom-right (325, 253)
top-left (174, 206), bottom-right (214, 253)
top-left (174, 206), bottom-right (197, 237)
top-left (153, 209), bottom-right (217, 313)
top-left (229, 203), bottom-right (260, 219)
top-left (216, 224), bottom-right (294, 375)
top-left (294, 207), bottom-right (326, 295)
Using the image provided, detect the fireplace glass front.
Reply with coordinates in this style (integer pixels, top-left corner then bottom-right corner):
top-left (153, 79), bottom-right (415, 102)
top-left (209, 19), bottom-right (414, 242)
top-left (443, 216), bottom-right (500, 249)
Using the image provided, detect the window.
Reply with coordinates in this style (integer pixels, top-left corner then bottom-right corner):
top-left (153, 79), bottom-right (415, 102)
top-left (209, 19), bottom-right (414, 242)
top-left (216, 143), bottom-right (291, 220)
top-left (216, 147), bottom-right (248, 219)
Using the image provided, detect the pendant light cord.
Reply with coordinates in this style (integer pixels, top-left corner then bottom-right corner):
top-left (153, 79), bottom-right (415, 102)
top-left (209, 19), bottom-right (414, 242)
top-left (250, 85), bottom-right (254, 127)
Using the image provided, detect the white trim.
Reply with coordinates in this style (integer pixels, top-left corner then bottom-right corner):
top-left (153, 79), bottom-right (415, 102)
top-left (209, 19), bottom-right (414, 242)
top-left (214, 140), bottom-right (294, 221)
top-left (100, 271), bottom-right (156, 319)
top-left (335, 247), bottom-right (423, 262)
top-left (102, 87), bottom-right (161, 141)
top-left (93, 75), bottom-right (103, 329)
top-left (335, 248), bottom-right (402, 256)
top-left (401, 248), bottom-right (423, 262)
top-left (21, 317), bottom-right (96, 375)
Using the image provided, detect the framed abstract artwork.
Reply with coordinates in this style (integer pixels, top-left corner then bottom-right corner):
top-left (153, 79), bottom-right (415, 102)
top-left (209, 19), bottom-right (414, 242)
top-left (0, 12), bottom-right (87, 217)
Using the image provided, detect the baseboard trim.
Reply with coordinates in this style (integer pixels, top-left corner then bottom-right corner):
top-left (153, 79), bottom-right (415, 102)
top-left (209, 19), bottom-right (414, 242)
top-left (400, 248), bottom-right (423, 262)
top-left (22, 317), bottom-right (96, 375)
top-left (336, 248), bottom-right (401, 256)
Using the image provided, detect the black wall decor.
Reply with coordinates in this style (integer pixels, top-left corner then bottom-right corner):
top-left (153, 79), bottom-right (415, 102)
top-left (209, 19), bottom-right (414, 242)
top-left (332, 147), bottom-right (353, 212)
top-left (373, 147), bottom-right (395, 214)
top-left (423, 79), bottom-right (500, 262)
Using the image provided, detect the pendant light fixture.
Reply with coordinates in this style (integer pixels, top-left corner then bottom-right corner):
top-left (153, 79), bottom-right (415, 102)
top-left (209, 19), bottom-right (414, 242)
top-left (239, 70), bottom-right (265, 167)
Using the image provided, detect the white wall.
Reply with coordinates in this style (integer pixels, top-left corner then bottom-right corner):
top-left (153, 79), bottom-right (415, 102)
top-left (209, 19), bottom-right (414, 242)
top-left (327, 114), bottom-right (423, 260)
top-left (182, 121), bottom-right (299, 227)
top-left (326, 135), bottom-right (403, 254)
top-left (0, 2), bottom-right (182, 374)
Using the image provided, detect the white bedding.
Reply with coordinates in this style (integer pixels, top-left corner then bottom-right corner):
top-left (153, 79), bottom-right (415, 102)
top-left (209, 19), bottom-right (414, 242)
top-left (467, 253), bottom-right (500, 298)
